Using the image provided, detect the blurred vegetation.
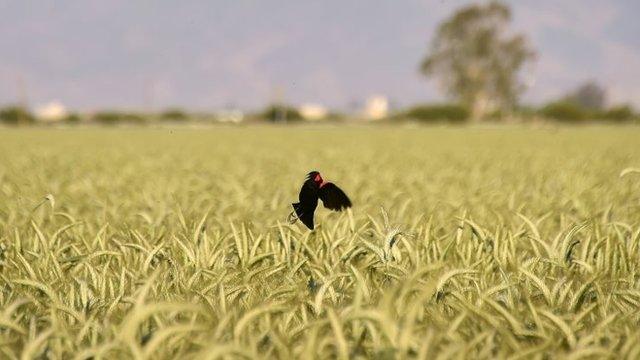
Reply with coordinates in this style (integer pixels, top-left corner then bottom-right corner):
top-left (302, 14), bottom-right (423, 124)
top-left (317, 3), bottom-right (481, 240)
top-left (2, 101), bottom-right (637, 126)
top-left (260, 104), bottom-right (302, 122)
top-left (64, 113), bottom-right (82, 123)
top-left (160, 108), bottom-right (189, 121)
top-left (564, 81), bottom-right (607, 111)
top-left (93, 111), bottom-right (146, 125)
top-left (539, 101), bottom-right (636, 123)
top-left (403, 104), bottom-right (469, 122)
top-left (0, 105), bottom-right (35, 125)
top-left (421, 1), bottom-right (535, 120)
top-left (325, 111), bottom-right (347, 121)
top-left (602, 105), bottom-right (634, 121)
top-left (540, 101), bottom-right (587, 122)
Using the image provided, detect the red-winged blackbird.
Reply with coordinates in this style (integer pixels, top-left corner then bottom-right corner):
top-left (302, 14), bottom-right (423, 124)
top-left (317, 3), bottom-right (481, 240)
top-left (289, 171), bottom-right (352, 230)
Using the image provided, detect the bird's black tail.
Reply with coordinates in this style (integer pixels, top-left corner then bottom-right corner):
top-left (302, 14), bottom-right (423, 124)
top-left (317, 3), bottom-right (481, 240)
top-left (290, 203), bottom-right (314, 230)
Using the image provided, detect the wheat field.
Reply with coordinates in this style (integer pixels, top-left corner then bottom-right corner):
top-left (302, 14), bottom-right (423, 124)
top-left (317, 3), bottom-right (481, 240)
top-left (1, 126), bottom-right (639, 359)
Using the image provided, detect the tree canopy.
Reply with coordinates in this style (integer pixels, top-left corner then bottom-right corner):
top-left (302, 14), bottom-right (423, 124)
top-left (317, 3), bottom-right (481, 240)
top-left (564, 81), bottom-right (607, 111)
top-left (421, 2), bottom-right (535, 120)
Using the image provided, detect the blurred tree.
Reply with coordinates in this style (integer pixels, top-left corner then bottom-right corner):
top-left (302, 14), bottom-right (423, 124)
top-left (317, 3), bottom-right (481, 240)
top-left (93, 111), bottom-right (146, 125)
top-left (420, 2), bottom-right (535, 121)
top-left (160, 108), bottom-right (188, 121)
top-left (564, 81), bottom-right (607, 110)
top-left (603, 104), bottom-right (634, 121)
top-left (404, 104), bottom-right (469, 123)
top-left (0, 105), bottom-right (34, 125)
top-left (64, 113), bottom-right (81, 123)
top-left (261, 104), bottom-right (302, 122)
top-left (540, 101), bottom-right (586, 122)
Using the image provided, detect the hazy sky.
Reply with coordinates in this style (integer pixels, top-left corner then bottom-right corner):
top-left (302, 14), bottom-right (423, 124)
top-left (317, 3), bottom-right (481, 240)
top-left (1, 0), bottom-right (639, 111)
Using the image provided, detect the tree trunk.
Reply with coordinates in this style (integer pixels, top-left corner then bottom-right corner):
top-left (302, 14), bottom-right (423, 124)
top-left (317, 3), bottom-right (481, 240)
top-left (470, 93), bottom-right (488, 122)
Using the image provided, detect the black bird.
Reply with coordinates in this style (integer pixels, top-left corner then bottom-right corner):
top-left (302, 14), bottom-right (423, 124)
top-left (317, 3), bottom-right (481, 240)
top-left (289, 171), bottom-right (352, 230)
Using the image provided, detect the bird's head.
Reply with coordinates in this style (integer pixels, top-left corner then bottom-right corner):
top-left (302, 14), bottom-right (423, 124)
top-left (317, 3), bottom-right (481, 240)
top-left (307, 171), bottom-right (325, 187)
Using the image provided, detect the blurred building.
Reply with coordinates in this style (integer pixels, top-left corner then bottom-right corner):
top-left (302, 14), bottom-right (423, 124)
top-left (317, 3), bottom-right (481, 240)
top-left (299, 103), bottom-right (328, 121)
top-left (363, 95), bottom-right (389, 120)
top-left (34, 101), bottom-right (68, 122)
top-left (217, 109), bottom-right (244, 123)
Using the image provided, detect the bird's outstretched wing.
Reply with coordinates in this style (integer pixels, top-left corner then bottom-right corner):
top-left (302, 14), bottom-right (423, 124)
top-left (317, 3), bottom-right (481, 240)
top-left (318, 183), bottom-right (352, 211)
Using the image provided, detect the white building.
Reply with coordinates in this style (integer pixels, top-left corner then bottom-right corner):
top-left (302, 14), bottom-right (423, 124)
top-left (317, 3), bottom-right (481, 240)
top-left (363, 95), bottom-right (389, 120)
top-left (35, 101), bottom-right (68, 122)
top-left (217, 110), bottom-right (244, 123)
top-left (299, 103), bottom-right (328, 121)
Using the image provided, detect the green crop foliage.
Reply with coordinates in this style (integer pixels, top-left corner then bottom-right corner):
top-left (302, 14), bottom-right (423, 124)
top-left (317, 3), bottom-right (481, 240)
top-left (0, 126), bottom-right (639, 359)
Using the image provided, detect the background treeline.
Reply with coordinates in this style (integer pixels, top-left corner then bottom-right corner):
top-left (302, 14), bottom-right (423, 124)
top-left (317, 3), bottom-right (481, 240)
top-left (1, 99), bottom-right (637, 126)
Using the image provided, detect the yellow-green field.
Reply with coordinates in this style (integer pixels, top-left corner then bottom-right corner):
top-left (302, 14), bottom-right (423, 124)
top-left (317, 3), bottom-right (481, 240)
top-left (1, 126), bottom-right (640, 359)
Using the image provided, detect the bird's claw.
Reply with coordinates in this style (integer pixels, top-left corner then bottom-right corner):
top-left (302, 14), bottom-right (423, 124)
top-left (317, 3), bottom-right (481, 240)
top-left (287, 210), bottom-right (299, 224)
